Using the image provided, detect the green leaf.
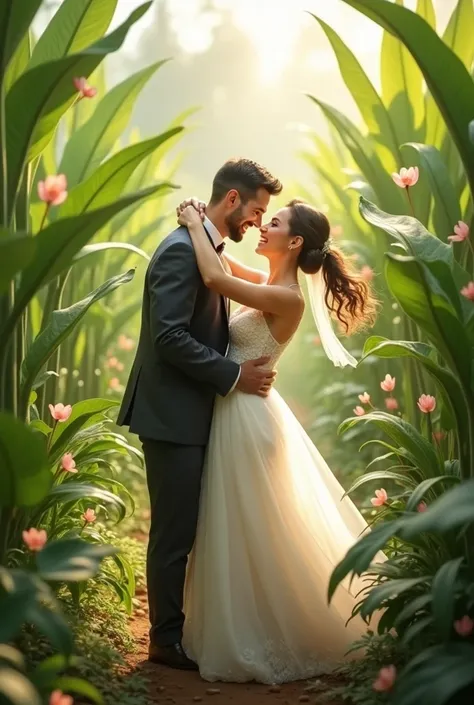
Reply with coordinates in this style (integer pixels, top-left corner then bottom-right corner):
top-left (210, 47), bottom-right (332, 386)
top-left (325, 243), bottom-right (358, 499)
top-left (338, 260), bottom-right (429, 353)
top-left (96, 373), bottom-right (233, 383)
top-left (431, 557), bottom-right (464, 640)
top-left (73, 242), bottom-right (150, 264)
top-left (0, 667), bottom-right (41, 705)
top-left (381, 0), bottom-right (424, 144)
top-left (404, 143), bottom-right (461, 239)
top-left (394, 593), bottom-right (432, 629)
top-left (49, 398), bottom-right (119, 458)
top-left (339, 411), bottom-right (441, 479)
top-left (29, 0), bottom-right (118, 68)
top-left (311, 14), bottom-right (400, 170)
top-left (20, 269), bottom-right (135, 403)
top-left (32, 370), bottom-right (59, 391)
top-left (25, 603), bottom-right (73, 655)
top-left (43, 484), bottom-right (127, 523)
top-left (405, 476), bottom-right (460, 513)
top-left (4, 30), bottom-right (32, 93)
top-left (0, 412), bottom-right (51, 507)
top-left (340, 0), bottom-right (474, 202)
top-left (1, 2), bottom-right (153, 223)
top-left (56, 136), bottom-right (179, 219)
top-left (0, 645), bottom-right (25, 670)
top-left (392, 643), bottom-right (474, 705)
top-left (51, 677), bottom-right (103, 705)
top-left (399, 479), bottom-right (474, 538)
top-left (36, 538), bottom-right (118, 582)
top-left (60, 62), bottom-right (167, 187)
top-left (344, 470), bottom-right (418, 498)
top-left (0, 230), bottom-right (35, 293)
top-left (0, 0), bottom-right (41, 75)
top-left (1, 186), bottom-right (161, 344)
top-left (360, 576), bottom-right (429, 619)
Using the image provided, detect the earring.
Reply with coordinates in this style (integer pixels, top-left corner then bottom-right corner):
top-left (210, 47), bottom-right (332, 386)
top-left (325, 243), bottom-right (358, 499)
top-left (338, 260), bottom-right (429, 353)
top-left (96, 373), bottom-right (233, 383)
top-left (288, 245), bottom-right (293, 250)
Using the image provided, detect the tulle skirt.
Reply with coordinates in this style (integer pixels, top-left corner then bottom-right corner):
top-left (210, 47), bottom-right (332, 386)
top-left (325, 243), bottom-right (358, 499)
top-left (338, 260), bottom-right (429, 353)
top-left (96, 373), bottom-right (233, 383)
top-left (183, 388), bottom-right (377, 683)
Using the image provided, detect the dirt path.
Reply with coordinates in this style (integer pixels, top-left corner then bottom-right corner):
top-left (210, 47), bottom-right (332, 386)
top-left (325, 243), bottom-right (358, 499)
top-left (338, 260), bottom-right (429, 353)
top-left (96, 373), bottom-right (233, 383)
top-left (121, 589), bottom-right (346, 705)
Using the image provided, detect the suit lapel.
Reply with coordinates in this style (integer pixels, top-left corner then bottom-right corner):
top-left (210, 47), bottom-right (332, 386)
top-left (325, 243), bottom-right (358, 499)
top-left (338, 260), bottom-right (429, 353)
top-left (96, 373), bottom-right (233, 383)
top-left (203, 224), bottom-right (229, 326)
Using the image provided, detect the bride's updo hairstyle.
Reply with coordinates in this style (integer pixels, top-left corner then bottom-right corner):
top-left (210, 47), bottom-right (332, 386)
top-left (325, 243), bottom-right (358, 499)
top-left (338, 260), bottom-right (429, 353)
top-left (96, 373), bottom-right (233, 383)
top-left (287, 199), bottom-right (377, 334)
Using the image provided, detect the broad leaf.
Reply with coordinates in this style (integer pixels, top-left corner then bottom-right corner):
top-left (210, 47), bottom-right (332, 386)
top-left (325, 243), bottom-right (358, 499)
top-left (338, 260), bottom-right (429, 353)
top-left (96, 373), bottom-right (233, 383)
top-left (431, 557), bottom-right (464, 640)
top-left (48, 398), bottom-right (119, 459)
top-left (36, 538), bottom-right (118, 582)
top-left (0, 0), bottom-right (41, 75)
top-left (399, 480), bottom-right (474, 538)
top-left (0, 412), bottom-right (51, 507)
top-left (0, 668), bottom-right (41, 705)
top-left (73, 242), bottom-right (150, 264)
top-left (0, 231), bottom-right (35, 293)
top-left (360, 576), bottom-right (429, 619)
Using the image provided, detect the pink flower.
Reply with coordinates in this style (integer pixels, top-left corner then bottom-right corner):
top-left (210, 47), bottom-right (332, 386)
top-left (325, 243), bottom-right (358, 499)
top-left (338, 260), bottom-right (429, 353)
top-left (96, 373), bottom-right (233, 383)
top-left (417, 394), bottom-right (436, 413)
top-left (82, 508), bottom-right (96, 523)
top-left (454, 615), bottom-right (474, 638)
top-left (107, 356), bottom-right (119, 369)
top-left (61, 453), bottom-right (77, 473)
top-left (108, 377), bottom-right (121, 391)
top-left (48, 403), bottom-right (72, 422)
top-left (417, 501), bottom-right (427, 512)
top-left (433, 430), bottom-right (446, 443)
top-left (73, 76), bottom-right (97, 99)
top-left (38, 175), bottom-right (68, 206)
top-left (461, 282), bottom-right (474, 301)
top-left (312, 335), bottom-right (321, 346)
top-left (380, 374), bottom-right (396, 392)
top-left (358, 392), bottom-right (371, 404)
top-left (391, 166), bottom-right (419, 188)
top-left (118, 334), bottom-right (135, 351)
top-left (385, 397), bottom-right (399, 411)
top-left (373, 665), bottom-right (396, 692)
top-left (50, 690), bottom-right (73, 705)
top-left (22, 528), bottom-right (47, 552)
top-left (353, 406), bottom-right (366, 416)
top-left (360, 265), bottom-right (374, 282)
top-left (371, 488), bottom-right (388, 507)
top-left (116, 361), bottom-right (124, 372)
top-left (448, 221), bottom-right (469, 243)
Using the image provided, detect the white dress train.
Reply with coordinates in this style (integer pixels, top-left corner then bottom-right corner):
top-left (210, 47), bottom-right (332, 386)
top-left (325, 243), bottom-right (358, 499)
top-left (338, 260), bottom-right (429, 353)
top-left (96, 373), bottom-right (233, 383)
top-left (183, 307), bottom-right (375, 684)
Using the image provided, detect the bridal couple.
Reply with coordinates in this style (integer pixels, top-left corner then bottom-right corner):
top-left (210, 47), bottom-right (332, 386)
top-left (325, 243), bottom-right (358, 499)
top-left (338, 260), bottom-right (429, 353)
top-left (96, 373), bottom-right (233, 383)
top-left (118, 158), bottom-right (377, 684)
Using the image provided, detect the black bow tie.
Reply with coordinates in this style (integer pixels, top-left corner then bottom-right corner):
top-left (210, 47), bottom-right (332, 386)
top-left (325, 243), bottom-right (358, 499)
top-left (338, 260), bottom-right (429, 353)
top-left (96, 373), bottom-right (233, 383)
top-left (216, 242), bottom-right (225, 256)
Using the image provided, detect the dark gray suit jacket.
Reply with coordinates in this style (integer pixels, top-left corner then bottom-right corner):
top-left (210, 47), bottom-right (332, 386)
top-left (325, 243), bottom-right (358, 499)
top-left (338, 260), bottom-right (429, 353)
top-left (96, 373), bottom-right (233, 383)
top-left (117, 226), bottom-right (240, 445)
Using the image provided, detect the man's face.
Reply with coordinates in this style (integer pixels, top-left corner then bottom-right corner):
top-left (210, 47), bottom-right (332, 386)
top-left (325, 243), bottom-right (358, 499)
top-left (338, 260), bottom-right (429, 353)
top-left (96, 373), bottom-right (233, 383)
top-left (225, 187), bottom-right (271, 243)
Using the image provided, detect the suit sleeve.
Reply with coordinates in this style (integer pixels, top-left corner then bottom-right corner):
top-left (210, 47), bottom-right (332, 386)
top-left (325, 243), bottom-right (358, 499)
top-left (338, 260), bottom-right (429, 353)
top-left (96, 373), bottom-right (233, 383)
top-left (148, 240), bottom-right (240, 396)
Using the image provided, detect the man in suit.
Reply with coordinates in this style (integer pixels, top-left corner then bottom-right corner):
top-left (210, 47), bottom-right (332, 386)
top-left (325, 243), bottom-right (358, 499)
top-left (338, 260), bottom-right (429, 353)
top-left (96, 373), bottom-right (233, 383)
top-left (118, 158), bottom-right (283, 669)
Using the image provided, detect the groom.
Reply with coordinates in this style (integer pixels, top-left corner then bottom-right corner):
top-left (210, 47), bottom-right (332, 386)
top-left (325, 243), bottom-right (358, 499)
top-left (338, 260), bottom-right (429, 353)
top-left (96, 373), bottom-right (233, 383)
top-left (118, 158), bottom-right (283, 670)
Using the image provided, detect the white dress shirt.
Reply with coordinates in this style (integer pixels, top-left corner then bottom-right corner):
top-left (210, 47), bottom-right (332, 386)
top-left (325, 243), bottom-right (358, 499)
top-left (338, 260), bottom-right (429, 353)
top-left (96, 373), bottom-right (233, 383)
top-left (203, 216), bottom-right (241, 393)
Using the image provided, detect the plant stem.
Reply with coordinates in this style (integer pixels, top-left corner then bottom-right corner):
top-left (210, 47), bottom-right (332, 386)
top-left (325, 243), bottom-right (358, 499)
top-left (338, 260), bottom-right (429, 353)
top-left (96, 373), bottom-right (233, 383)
top-left (405, 187), bottom-right (415, 218)
top-left (38, 204), bottom-right (50, 232)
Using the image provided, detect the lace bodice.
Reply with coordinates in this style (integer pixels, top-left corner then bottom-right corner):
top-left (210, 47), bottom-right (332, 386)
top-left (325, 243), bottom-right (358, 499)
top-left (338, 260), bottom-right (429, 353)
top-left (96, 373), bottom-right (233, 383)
top-left (227, 307), bottom-right (293, 368)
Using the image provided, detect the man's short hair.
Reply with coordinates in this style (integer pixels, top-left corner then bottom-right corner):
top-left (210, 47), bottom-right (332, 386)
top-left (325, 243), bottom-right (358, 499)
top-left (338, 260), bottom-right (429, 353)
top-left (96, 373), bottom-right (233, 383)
top-left (210, 158), bottom-right (283, 205)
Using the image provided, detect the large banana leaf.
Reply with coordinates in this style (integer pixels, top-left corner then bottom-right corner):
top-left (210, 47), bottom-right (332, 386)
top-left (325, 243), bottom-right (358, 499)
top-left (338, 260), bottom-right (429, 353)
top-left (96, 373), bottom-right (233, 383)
top-left (380, 0), bottom-right (424, 144)
top-left (60, 61), bottom-right (167, 186)
top-left (0, 2), bottom-right (152, 223)
top-left (2, 186), bottom-right (162, 344)
top-left (4, 30), bottom-right (32, 93)
top-left (340, 0), bottom-right (474, 201)
top-left (403, 142), bottom-right (461, 240)
top-left (20, 269), bottom-right (135, 412)
top-left (0, 231), bottom-right (35, 293)
top-left (56, 133), bottom-right (179, 218)
top-left (311, 14), bottom-right (400, 171)
top-left (0, 411), bottom-right (51, 507)
top-left (28, 0), bottom-right (118, 68)
top-left (0, 0), bottom-right (41, 76)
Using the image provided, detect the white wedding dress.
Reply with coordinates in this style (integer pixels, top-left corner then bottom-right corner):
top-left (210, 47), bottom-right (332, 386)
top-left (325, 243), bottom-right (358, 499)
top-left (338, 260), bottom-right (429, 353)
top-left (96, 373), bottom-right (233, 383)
top-left (183, 306), bottom-right (374, 684)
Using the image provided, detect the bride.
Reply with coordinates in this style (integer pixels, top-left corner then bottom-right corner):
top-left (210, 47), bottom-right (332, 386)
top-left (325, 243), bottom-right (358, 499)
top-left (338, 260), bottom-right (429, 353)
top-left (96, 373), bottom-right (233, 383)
top-left (176, 197), bottom-right (377, 684)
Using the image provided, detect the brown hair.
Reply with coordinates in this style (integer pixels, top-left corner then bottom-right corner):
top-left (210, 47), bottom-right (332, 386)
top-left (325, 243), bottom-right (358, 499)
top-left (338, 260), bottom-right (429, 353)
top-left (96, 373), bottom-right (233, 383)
top-left (210, 158), bottom-right (283, 205)
top-left (287, 199), bottom-right (377, 334)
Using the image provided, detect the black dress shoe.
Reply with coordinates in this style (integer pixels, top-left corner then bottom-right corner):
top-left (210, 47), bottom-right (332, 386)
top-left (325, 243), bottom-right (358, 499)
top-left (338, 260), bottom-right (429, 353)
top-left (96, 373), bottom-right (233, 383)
top-left (148, 642), bottom-right (199, 671)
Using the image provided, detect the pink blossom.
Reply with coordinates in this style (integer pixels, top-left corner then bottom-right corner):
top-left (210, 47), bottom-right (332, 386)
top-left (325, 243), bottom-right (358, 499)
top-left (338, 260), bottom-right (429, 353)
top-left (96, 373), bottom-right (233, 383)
top-left (108, 377), bottom-right (121, 390)
top-left (385, 397), bottom-right (399, 411)
top-left (107, 356), bottom-right (119, 369)
top-left (73, 77), bottom-right (97, 99)
top-left (461, 282), bottom-right (474, 301)
top-left (373, 665), bottom-right (396, 692)
top-left (118, 334), bottom-right (135, 351)
top-left (82, 508), bottom-right (96, 523)
top-left (360, 265), bottom-right (374, 282)
top-left (448, 221), bottom-right (469, 243)
top-left (48, 403), bottom-right (72, 422)
top-left (432, 430), bottom-right (446, 443)
top-left (50, 690), bottom-right (73, 705)
top-left (22, 528), bottom-right (47, 552)
top-left (61, 453), bottom-right (77, 473)
top-left (371, 488), bottom-right (388, 507)
top-left (380, 374), bottom-right (396, 392)
top-left (417, 501), bottom-right (427, 512)
top-left (353, 406), bottom-right (366, 417)
top-left (38, 175), bottom-right (68, 206)
top-left (454, 615), bottom-right (474, 638)
top-left (358, 392), bottom-right (371, 404)
top-left (391, 167), bottom-right (419, 188)
top-left (417, 394), bottom-right (436, 413)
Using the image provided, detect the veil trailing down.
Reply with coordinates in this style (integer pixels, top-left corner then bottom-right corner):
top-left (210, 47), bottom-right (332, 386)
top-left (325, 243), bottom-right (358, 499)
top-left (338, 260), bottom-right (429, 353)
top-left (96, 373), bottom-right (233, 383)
top-left (183, 291), bottom-right (378, 684)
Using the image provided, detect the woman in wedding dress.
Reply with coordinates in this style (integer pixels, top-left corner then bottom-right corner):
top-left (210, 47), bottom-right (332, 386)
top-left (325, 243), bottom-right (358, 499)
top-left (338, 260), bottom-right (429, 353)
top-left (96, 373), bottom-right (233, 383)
top-left (177, 198), bottom-right (378, 684)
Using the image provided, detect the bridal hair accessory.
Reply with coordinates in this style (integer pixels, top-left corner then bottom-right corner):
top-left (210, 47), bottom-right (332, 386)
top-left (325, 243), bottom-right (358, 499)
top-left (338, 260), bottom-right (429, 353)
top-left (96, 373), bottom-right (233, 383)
top-left (320, 238), bottom-right (332, 256)
top-left (305, 268), bottom-right (357, 368)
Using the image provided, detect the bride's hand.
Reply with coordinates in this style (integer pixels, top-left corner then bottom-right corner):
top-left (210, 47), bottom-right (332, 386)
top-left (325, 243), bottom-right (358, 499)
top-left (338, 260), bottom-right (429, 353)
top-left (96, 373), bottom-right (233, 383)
top-left (178, 204), bottom-right (203, 228)
top-left (176, 197), bottom-right (206, 222)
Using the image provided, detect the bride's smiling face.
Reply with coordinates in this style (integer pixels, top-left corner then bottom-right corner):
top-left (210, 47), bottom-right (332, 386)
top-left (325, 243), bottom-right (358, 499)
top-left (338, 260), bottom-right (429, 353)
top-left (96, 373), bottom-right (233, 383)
top-left (256, 207), bottom-right (294, 258)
